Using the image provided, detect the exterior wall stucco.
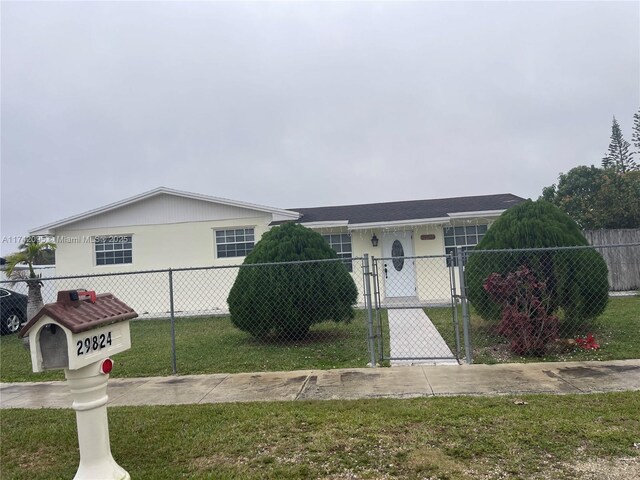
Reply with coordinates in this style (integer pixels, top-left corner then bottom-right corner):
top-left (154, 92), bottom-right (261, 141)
top-left (55, 215), bottom-right (273, 276)
top-left (48, 209), bottom-right (498, 316)
top-left (347, 225), bottom-right (450, 303)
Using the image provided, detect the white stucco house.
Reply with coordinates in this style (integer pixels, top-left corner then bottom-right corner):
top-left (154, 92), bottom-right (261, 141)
top-left (30, 187), bottom-right (524, 314)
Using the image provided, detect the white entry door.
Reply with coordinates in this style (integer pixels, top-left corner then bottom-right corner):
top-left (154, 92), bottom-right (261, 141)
top-left (382, 232), bottom-right (416, 297)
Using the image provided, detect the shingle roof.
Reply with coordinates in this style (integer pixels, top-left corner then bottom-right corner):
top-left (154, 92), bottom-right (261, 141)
top-left (274, 193), bottom-right (525, 226)
top-left (19, 291), bottom-right (138, 336)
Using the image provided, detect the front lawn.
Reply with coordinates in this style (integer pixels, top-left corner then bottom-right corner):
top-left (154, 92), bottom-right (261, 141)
top-left (428, 295), bottom-right (640, 364)
top-left (2, 392), bottom-right (639, 479)
top-left (2, 296), bottom-right (637, 382)
top-left (0, 311), bottom-right (371, 382)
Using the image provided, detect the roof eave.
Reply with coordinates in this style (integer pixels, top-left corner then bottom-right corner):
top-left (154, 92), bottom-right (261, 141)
top-left (348, 217), bottom-right (452, 230)
top-left (447, 209), bottom-right (506, 219)
top-left (347, 209), bottom-right (507, 230)
top-left (299, 220), bottom-right (350, 228)
top-left (29, 187), bottom-right (300, 234)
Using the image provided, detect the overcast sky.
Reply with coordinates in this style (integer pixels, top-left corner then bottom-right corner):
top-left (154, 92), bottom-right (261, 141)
top-left (1, 1), bottom-right (639, 255)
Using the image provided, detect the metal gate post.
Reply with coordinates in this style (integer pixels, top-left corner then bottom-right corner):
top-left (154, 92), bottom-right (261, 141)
top-left (371, 257), bottom-right (384, 361)
top-left (362, 254), bottom-right (378, 367)
top-left (449, 257), bottom-right (462, 360)
top-left (168, 269), bottom-right (177, 375)
top-left (457, 250), bottom-right (473, 364)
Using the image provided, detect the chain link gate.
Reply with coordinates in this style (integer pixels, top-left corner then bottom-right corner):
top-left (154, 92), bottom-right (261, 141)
top-left (4, 244), bottom-right (636, 374)
top-left (369, 254), bottom-right (463, 365)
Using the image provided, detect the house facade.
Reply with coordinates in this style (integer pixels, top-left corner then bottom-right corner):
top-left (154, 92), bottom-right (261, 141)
top-left (30, 187), bottom-right (524, 315)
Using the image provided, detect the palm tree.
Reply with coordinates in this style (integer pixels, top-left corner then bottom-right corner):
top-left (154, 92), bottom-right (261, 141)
top-left (4, 237), bottom-right (56, 323)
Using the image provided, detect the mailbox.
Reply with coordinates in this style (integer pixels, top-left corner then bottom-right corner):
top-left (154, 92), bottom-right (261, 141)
top-left (20, 290), bottom-right (137, 480)
top-left (20, 290), bottom-right (136, 373)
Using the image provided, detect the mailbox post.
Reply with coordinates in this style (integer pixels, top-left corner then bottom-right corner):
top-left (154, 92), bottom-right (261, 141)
top-left (19, 290), bottom-right (138, 480)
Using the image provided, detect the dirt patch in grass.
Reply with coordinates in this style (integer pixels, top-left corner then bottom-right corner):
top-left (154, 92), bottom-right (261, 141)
top-left (191, 453), bottom-right (247, 469)
top-left (15, 448), bottom-right (56, 471)
top-left (475, 343), bottom-right (513, 363)
top-left (565, 456), bottom-right (640, 480)
top-left (406, 447), bottom-right (469, 478)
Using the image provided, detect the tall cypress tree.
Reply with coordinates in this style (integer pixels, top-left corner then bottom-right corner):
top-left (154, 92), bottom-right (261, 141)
top-left (633, 108), bottom-right (640, 157)
top-left (602, 116), bottom-right (636, 172)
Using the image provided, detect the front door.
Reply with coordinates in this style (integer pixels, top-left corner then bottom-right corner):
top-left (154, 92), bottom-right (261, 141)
top-left (382, 232), bottom-right (416, 297)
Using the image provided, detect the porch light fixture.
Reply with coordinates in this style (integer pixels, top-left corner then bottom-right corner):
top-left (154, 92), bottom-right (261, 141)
top-left (371, 234), bottom-right (379, 247)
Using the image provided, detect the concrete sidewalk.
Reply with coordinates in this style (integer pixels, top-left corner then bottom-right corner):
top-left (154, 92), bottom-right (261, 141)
top-left (1, 359), bottom-right (639, 409)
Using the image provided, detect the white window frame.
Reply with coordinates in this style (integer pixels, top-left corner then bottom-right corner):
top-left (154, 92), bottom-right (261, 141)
top-left (94, 235), bottom-right (133, 266)
top-left (444, 224), bottom-right (488, 266)
top-left (215, 227), bottom-right (255, 258)
top-left (322, 233), bottom-right (353, 272)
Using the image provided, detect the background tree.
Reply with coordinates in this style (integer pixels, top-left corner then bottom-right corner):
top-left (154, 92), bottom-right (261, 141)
top-left (228, 223), bottom-right (358, 340)
top-left (541, 165), bottom-right (606, 229)
top-left (602, 116), bottom-right (636, 173)
top-left (592, 170), bottom-right (640, 228)
top-left (465, 200), bottom-right (609, 330)
top-left (541, 165), bottom-right (640, 229)
top-left (4, 237), bottom-right (57, 322)
top-left (633, 108), bottom-right (640, 156)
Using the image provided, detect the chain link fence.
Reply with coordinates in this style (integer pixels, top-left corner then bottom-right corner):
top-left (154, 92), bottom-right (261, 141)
top-left (368, 243), bottom-right (638, 366)
top-left (2, 244), bottom-right (638, 376)
top-left (1, 258), bottom-right (375, 375)
top-left (462, 244), bottom-right (639, 363)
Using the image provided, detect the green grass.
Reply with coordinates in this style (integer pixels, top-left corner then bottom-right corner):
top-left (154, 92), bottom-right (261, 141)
top-left (427, 295), bottom-right (640, 364)
top-left (2, 297), bottom-right (637, 382)
top-left (373, 308), bottom-right (391, 366)
top-left (2, 392), bottom-right (639, 479)
top-left (0, 312), bottom-right (371, 382)
top-left (424, 305), bottom-right (462, 357)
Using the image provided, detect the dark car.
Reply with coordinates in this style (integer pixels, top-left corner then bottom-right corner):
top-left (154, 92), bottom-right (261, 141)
top-left (0, 288), bottom-right (28, 335)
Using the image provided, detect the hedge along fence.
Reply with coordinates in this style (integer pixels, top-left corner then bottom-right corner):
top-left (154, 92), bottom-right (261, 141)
top-left (584, 229), bottom-right (640, 291)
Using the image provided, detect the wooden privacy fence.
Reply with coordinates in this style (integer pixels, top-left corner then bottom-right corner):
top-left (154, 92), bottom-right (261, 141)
top-left (584, 229), bottom-right (640, 291)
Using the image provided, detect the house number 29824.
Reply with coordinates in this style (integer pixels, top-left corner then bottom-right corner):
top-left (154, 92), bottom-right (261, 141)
top-left (76, 332), bottom-right (112, 356)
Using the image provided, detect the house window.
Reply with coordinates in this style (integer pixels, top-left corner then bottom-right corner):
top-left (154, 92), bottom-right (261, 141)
top-left (216, 228), bottom-right (255, 258)
top-left (95, 235), bottom-right (132, 265)
top-left (444, 224), bottom-right (488, 266)
top-left (322, 233), bottom-right (353, 272)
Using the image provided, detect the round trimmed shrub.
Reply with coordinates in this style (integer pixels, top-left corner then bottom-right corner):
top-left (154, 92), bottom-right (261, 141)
top-left (227, 223), bottom-right (358, 340)
top-left (465, 200), bottom-right (609, 328)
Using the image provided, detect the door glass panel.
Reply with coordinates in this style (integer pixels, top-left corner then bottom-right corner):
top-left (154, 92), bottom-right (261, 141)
top-left (391, 240), bottom-right (404, 271)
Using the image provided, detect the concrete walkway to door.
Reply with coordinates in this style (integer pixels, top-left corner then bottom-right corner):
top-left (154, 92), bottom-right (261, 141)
top-left (386, 305), bottom-right (458, 365)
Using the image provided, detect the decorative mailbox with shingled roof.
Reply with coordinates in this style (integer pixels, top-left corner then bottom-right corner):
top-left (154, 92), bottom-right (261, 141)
top-left (20, 290), bottom-right (137, 480)
top-left (20, 289), bottom-right (137, 372)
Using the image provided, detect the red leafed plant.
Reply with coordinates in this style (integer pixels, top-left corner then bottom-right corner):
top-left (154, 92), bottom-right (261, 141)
top-left (483, 266), bottom-right (559, 356)
top-left (576, 334), bottom-right (600, 350)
